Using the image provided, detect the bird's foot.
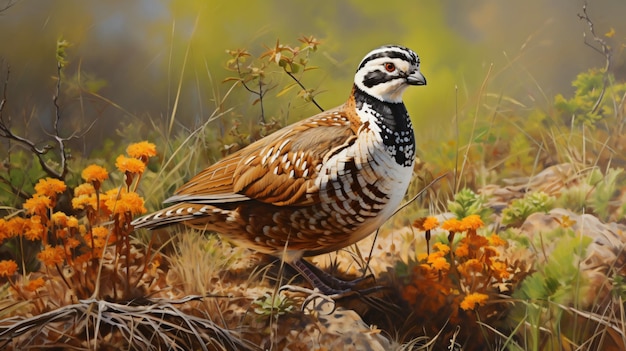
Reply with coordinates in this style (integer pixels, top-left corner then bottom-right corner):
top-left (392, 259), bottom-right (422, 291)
top-left (290, 258), bottom-right (378, 295)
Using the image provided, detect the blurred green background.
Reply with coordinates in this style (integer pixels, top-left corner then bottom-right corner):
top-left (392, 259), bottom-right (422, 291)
top-left (1, 0), bottom-right (625, 158)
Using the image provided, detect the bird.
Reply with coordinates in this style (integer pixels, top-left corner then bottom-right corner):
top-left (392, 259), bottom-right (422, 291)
top-left (132, 45), bottom-right (426, 293)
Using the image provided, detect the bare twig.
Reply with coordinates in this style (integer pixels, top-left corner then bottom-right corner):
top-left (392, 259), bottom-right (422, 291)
top-left (234, 56), bottom-right (266, 123)
top-left (577, 3), bottom-right (612, 115)
top-left (51, 61), bottom-right (70, 179)
top-left (284, 71), bottom-right (324, 112)
top-left (0, 0), bottom-right (17, 14)
top-left (0, 51), bottom-right (95, 182)
top-left (0, 175), bottom-right (29, 200)
top-left (0, 297), bottom-right (260, 350)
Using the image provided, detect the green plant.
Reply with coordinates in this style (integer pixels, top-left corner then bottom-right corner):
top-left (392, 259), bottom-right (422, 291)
top-left (589, 167), bottom-right (623, 221)
top-left (252, 291), bottom-right (295, 318)
top-left (510, 230), bottom-right (592, 350)
top-left (447, 188), bottom-right (491, 219)
top-left (501, 191), bottom-right (555, 227)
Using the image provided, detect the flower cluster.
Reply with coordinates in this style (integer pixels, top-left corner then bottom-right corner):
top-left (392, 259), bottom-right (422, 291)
top-left (402, 214), bottom-right (513, 327)
top-left (0, 142), bottom-right (156, 302)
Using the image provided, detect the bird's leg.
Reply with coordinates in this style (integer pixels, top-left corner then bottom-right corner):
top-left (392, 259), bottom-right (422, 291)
top-left (290, 258), bottom-right (375, 295)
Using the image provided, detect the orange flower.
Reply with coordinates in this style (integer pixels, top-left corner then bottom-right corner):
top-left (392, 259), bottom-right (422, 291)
top-left (74, 183), bottom-right (96, 196)
top-left (413, 216), bottom-right (439, 231)
top-left (432, 242), bottom-right (450, 255)
top-left (86, 226), bottom-right (116, 247)
top-left (455, 242), bottom-right (470, 257)
top-left (0, 219), bottom-right (9, 242)
top-left (91, 226), bottom-right (109, 241)
top-left (460, 214), bottom-right (484, 231)
top-left (458, 258), bottom-right (483, 276)
top-left (85, 226), bottom-right (111, 258)
top-left (0, 260), bottom-right (18, 277)
top-left (34, 178), bottom-right (67, 198)
top-left (105, 191), bottom-right (146, 216)
top-left (115, 155), bottom-right (145, 174)
top-left (23, 195), bottom-right (51, 216)
top-left (51, 211), bottom-right (69, 226)
top-left (441, 218), bottom-right (463, 232)
top-left (37, 245), bottom-right (65, 267)
top-left (465, 232), bottom-right (489, 248)
top-left (81, 164), bottom-right (109, 190)
top-left (24, 277), bottom-right (45, 292)
top-left (429, 256), bottom-right (450, 271)
top-left (66, 216), bottom-right (79, 228)
top-left (24, 216), bottom-right (44, 241)
top-left (5, 217), bottom-right (26, 239)
top-left (71, 194), bottom-right (96, 211)
top-left (65, 237), bottom-right (81, 250)
top-left (488, 233), bottom-right (506, 247)
top-left (489, 259), bottom-right (511, 281)
top-left (460, 292), bottom-right (488, 311)
top-left (126, 141), bottom-right (157, 161)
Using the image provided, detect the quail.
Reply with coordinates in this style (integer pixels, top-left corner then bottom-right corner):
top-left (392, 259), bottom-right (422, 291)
top-left (132, 45), bottom-right (426, 293)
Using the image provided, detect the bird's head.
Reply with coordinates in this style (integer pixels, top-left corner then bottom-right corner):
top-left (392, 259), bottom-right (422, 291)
top-left (354, 45), bottom-right (426, 103)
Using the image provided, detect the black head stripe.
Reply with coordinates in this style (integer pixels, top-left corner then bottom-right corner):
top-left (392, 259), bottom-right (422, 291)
top-left (357, 46), bottom-right (418, 71)
top-left (362, 69), bottom-right (391, 88)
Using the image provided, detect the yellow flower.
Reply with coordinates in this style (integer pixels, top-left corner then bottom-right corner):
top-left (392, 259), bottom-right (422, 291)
top-left (0, 260), bottom-right (18, 277)
top-left (74, 183), bottom-right (96, 196)
top-left (126, 141), bottom-right (157, 161)
top-left (81, 164), bottom-right (109, 188)
top-left (556, 215), bottom-right (576, 228)
top-left (34, 178), bottom-right (67, 198)
top-left (441, 218), bottom-right (463, 232)
top-left (460, 292), bottom-right (489, 311)
top-left (23, 195), bottom-right (51, 216)
top-left (105, 191), bottom-right (146, 216)
top-left (37, 245), bottom-right (65, 267)
top-left (24, 277), bottom-right (45, 292)
top-left (115, 155), bottom-right (145, 174)
top-left (460, 214), bottom-right (484, 231)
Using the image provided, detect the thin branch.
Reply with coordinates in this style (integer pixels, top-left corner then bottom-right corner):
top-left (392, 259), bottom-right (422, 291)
top-left (285, 71), bottom-right (323, 112)
top-left (577, 2), bottom-right (612, 115)
top-left (0, 66), bottom-right (64, 179)
top-left (0, 0), bottom-right (18, 14)
top-left (0, 55), bottom-right (95, 182)
top-left (0, 175), bottom-right (29, 201)
top-left (50, 61), bottom-right (69, 179)
top-left (235, 56), bottom-right (266, 123)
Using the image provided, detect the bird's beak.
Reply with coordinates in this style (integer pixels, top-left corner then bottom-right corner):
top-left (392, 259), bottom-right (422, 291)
top-left (406, 71), bottom-right (426, 86)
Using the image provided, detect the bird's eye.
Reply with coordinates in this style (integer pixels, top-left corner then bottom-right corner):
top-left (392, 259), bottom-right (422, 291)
top-left (384, 62), bottom-right (396, 72)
